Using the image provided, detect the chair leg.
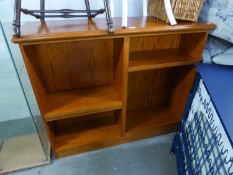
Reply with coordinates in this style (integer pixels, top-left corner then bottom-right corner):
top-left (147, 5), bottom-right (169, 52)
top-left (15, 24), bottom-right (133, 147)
top-left (103, 0), bottom-right (114, 33)
top-left (40, 0), bottom-right (45, 21)
top-left (84, 0), bottom-right (92, 19)
top-left (13, 0), bottom-right (21, 36)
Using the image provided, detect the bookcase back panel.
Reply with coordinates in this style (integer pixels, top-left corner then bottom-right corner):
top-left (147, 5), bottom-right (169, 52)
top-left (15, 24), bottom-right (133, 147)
top-left (24, 39), bottom-right (114, 93)
top-left (178, 32), bottom-right (208, 58)
top-left (129, 32), bottom-right (208, 62)
top-left (48, 111), bottom-right (116, 137)
top-left (130, 34), bottom-right (181, 52)
top-left (127, 65), bottom-right (195, 112)
top-left (127, 68), bottom-right (172, 110)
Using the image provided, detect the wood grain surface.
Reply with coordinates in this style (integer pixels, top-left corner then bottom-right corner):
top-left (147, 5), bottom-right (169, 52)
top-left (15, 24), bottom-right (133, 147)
top-left (14, 17), bottom-right (215, 158)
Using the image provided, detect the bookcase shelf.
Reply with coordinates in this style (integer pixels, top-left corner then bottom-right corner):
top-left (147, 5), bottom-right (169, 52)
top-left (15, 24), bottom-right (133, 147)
top-left (126, 107), bottom-right (179, 134)
top-left (44, 86), bottom-right (122, 121)
top-left (128, 49), bottom-right (200, 72)
top-left (13, 17), bottom-right (215, 158)
top-left (49, 111), bottom-right (122, 157)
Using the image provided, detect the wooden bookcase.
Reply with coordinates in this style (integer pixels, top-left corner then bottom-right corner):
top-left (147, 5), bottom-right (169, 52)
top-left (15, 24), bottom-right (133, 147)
top-left (12, 17), bottom-right (215, 158)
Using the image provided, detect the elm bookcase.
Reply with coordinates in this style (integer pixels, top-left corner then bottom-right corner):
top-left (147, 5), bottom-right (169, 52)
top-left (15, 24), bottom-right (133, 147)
top-left (12, 17), bottom-right (215, 158)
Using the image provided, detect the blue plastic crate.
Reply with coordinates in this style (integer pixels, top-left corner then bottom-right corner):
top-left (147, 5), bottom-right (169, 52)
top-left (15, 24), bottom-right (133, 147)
top-left (172, 64), bottom-right (233, 175)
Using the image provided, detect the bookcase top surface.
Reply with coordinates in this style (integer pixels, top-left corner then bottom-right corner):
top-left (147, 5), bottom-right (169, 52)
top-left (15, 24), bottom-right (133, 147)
top-left (12, 16), bottom-right (215, 44)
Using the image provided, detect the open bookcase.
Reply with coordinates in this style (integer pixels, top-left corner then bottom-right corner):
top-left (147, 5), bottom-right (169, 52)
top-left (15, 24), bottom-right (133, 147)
top-left (12, 17), bottom-right (215, 158)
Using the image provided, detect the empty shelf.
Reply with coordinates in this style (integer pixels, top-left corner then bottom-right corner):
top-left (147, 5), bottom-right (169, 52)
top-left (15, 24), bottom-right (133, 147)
top-left (129, 49), bottom-right (200, 72)
top-left (44, 86), bottom-right (122, 121)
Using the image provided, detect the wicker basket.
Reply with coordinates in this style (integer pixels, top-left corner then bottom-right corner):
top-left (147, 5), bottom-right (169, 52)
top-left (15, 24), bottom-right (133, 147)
top-left (148, 0), bottom-right (204, 23)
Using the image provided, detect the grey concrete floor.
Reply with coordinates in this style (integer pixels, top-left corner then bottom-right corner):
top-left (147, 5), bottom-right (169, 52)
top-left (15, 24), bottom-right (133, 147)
top-left (8, 133), bottom-right (177, 175)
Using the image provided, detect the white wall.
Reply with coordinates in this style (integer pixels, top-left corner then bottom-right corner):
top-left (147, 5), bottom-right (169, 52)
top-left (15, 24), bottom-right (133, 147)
top-left (0, 0), bottom-right (14, 22)
top-left (0, 0), bottom-right (145, 22)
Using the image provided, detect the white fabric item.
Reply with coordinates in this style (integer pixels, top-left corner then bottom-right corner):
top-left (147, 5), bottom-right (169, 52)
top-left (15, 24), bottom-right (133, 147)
top-left (122, 0), bottom-right (128, 27)
top-left (225, 47), bottom-right (233, 54)
top-left (212, 47), bottom-right (233, 66)
top-left (164, 0), bottom-right (177, 25)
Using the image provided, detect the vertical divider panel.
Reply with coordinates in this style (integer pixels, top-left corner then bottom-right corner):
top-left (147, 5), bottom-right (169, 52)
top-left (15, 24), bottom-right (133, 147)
top-left (122, 37), bottom-right (130, 135)
top-left (113, 37), bottom-right (129, 135)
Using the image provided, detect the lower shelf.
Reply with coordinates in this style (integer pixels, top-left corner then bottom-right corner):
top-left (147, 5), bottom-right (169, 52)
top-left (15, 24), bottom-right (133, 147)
top-left (51, 106), bottom-right (179, 158)
top-left (126, 106), bottom-right (180, 138)
top-left (51, 112), bottom-right (122, 158)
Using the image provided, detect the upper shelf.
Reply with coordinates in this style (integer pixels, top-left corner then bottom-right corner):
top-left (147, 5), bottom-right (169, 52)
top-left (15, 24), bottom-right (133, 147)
top-left (129, 49), bottom-right (200, 72)
top-left (12, 17), bottom-right (216, 44)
